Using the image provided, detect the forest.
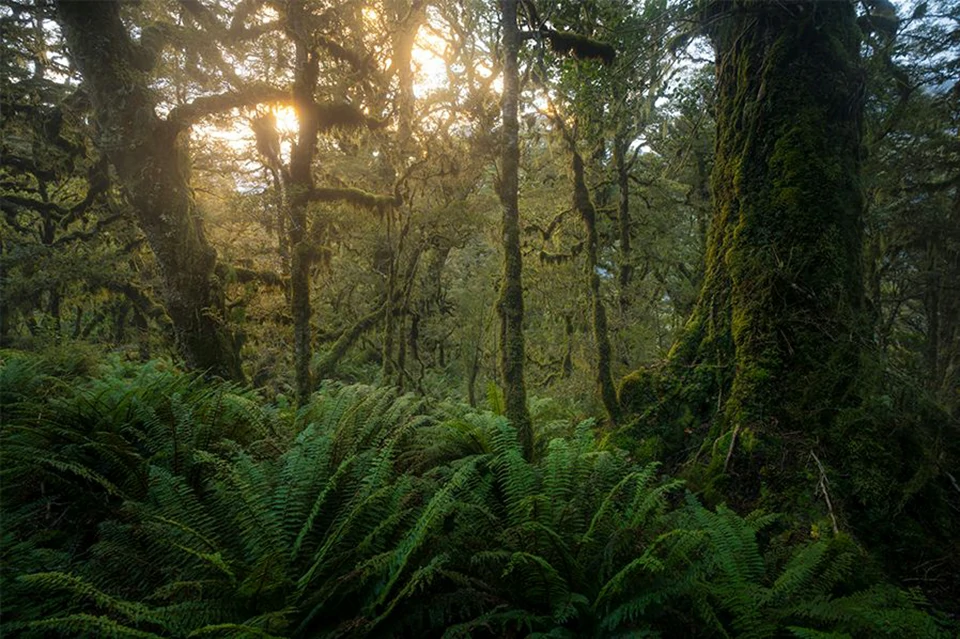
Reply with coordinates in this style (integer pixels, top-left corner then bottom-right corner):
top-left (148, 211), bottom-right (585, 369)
top-left (1, 0), bottom-right (958, 636)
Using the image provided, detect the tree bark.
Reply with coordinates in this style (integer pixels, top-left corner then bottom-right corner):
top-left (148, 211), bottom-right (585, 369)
top-left (286, 11), bottom-right (322, 405)
top-left (55, 2), bottom-right (243, 380)
top-left (614, 133), bottom-right (632, 313)
top-left (314, 304), bottom-right (387, 380)
top-left (498, 0), bottom-right (533, 459)
top-left (572, 149), bottom-right (620, 426)
top-left (620, 0), bottom-right (866, 489)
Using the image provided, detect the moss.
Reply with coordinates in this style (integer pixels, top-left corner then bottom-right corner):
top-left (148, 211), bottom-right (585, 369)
top-left (309, 186), bottom-right (399, 213)
top-left (618, 367), bottom-right (661, 415)
top-left (620, 0), bottom-right (870, 516)
top-left (543, 29), bottom-right (616, 66)
top-left (315, 102), bottom-right (383, 132)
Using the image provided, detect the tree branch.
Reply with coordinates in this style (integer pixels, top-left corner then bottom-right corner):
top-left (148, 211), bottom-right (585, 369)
top-left (315, 102), bottom-right (386, 132)
top-left (218, 264), bottom-right (285, 288)
top-left (314, 303), bottom-right (387, 379)
top-left (166, 85), bottom-right (289, 131)
top-left (315, 34), bottom-right (373, 72)
top-left (305, 186), bottom-right (400, 211)
top-left (53, 211), bottom-right (127, 247)
top-left (1, 194), bottom-right (66, 216)
top-left (1, 154), bottom-right (57, 181)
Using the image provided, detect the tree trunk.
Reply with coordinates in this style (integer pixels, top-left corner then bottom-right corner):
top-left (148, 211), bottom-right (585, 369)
top-left (55, 2), bottom-right (243, 380)
top-left (379, 3), bottom-right (424, 385)
top-left (562, 314), bottom-right (574, 378)
top-left (614, 133), bottom-right (632, 313)
top-left (498, 0), bottom-right (533, 459)
top-left (621, 0), bottom-right (866, 492)
top-left (572, 149), bottom-right (620, 426)
top-left (288, 31), bottom-right (321, 405)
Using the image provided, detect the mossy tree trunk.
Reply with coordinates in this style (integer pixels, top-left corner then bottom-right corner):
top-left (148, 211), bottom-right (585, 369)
top-left (934, 188), bottom-right (960, 414)
top-left (380, 2), bottom-right (424, 386)
top-left (621, 0), bottom-right (866, 491)
top-left (56, 2), bottom-right (243, 380)
top-left (571, 148), bottom-right (620, 426)
top-left (614, 133), bottom-right (633, 313)
top-left (498, 0), bottom-right (533, 458)
top-left (287, 29), bottom-right (321, 406)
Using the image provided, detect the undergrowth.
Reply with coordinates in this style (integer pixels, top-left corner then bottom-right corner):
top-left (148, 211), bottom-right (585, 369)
top-left (0, 349), bottom-right (952, 637)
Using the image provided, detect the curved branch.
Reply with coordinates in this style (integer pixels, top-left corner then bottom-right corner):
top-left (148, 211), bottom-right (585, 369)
top-left (167, 85), bottom-right (289, 132)
top-left (53, 211), bottom-right (126, 247)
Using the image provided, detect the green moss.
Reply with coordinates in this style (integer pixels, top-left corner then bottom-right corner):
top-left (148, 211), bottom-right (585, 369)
top-left (619, 0), bottom-right (873, 519)
top-left (617, 367), bottom-right (660, 415)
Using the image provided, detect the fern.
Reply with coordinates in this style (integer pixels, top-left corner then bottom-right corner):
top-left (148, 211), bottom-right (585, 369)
top-left (25, 614), bottom-right (164, 638)
top-left (3, 356), bottom-right (948, 638)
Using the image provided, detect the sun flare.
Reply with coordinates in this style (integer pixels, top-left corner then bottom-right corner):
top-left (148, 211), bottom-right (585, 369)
top-left (273, 106), bottom-right (299, 135)
top-left (411, 25), bottom-right (448, 97)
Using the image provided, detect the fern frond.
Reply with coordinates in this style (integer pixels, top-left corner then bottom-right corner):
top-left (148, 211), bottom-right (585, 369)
top-left (770, 541), bottom-right (829, 604)
top-left (19, 572), bottom-right (158, 624)
top-left (26, 614), bottom-right (164, 638)
top-left (290, 454), bottom-right (356, 561)
top-left (187, 623), bottom-right (285, 638)
top-left (376, 457), bottom-right (482, 607)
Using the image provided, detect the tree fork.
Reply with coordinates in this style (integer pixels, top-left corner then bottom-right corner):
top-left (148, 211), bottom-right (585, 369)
top-left (55, 1), bottom-right (243, 380)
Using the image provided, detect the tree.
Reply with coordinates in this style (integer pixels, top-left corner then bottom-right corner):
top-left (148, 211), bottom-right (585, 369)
top-left (52, 1), bottom-right (274, 380)
top-left (621, 0), bottom-right (868, 498)
top-left (860, 0), bottom-right (960, 416)
top-left (498, 0), bottom-right (534, 457)
top-left (242, 0), bottom-right (399, 404)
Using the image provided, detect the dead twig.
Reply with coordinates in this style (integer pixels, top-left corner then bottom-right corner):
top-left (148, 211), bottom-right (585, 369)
top-left (811, 450), bottom-right (839, 535)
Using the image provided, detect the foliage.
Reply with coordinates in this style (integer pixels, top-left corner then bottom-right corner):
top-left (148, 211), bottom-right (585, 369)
top-left (1, 0), bottom-right (958, 631)
top-left (1, 355), bottom-right (950, 637)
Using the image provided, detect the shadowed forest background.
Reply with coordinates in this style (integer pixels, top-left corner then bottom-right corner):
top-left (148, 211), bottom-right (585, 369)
top-left (1, 0), bottom-right (959, 636)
